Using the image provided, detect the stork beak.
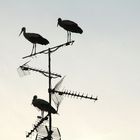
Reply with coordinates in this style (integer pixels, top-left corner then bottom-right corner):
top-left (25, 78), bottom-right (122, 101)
top-left (19, 29), bottom-right (23, 36)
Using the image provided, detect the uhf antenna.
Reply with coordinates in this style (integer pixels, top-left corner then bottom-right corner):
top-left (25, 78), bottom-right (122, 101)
top-left (50, 76), bottom-right (97, 112)
top-left (51, 89), bottom-right (98, 101)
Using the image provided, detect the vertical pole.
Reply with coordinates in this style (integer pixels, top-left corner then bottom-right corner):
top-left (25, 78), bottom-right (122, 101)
top-left (48, 48), bottom-right (52, 140)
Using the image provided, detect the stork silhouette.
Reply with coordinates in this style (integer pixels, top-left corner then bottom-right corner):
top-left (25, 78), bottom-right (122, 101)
top-left (32, 95), bottom-right (57, 118)
top-left (19, 27), bottom-right (49, 55)
top-left (57, 18), bottom-right (83, 42)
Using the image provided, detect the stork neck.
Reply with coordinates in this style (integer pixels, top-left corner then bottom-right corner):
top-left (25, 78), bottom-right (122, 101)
top-left (23, 30), bottom-right (26, 35)
top-left (22, 28), bottom-right (26, 36)
top-left (58, 19), bottom-right (62, 26)
top-left (58, 21), bottom-right (62, 26)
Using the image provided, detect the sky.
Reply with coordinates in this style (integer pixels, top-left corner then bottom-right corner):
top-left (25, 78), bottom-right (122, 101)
top-left (0, 0), bottom-right (140, 140)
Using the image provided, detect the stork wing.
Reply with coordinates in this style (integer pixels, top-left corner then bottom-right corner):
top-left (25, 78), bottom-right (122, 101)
top-left (27, 33), bottom-right (42, 38)
top-left (37, 98), bottom-right (49, 106)
top-left (25, 33), bottom-right (43, 43)
top-left (63, 20), bottom-right (78, 26)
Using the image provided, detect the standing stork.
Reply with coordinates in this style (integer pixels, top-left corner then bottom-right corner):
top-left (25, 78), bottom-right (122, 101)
top-left (57, 18), bottom-right (83, 42)
top-left (19, 27), bottom-right (49, 55)
top-left (32, 95), bottom-right (57, 118)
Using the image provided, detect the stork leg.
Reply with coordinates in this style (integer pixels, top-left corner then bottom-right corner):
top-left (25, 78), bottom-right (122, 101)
top-left (31, 44), bottom-right (35, 55)
top-left (67, 31), bottom-right (71, 42)
top-left (69, 32), bottom-right (71, 42)
top-left (67, 31), bottom-right (69, 42)
top-left (41, 111), bottom-right (44, 118)
top-left (34, 44), bottom-right (36, 54)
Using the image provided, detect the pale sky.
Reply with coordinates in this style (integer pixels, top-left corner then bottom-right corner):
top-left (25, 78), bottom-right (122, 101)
top-left (0, 0), bottom-right (140, 140)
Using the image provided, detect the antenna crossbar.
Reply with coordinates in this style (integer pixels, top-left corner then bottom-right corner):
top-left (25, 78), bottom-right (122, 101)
top-left (50, 89), bottom-right (98, 101)
top-left (20, 65), bottom-right (61, 78)
top-left (22, 41), bottom-right (74, 59)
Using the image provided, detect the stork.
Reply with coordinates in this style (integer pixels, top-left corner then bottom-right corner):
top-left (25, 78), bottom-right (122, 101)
top-left (57, 18), bottom-right (83, 42)
top-left (19, 27), bottom-right (49, 55)
top-left (32, 95), bottom-right (57, 118)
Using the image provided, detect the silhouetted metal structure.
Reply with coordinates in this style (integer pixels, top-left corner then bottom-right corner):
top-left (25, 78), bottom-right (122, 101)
top-left (18, 23), bottom-right (97, 140)
top-left (19, 62), bottom-right (61, 78)
top-left (19, 41), bottom-right (75, 140)
top-left (50, 89), bottom-right (98, 101)
top-left (22, 41), bottom-right (74, 59)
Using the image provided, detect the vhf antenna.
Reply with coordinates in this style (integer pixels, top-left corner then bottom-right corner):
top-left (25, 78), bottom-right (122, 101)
top-left (18, 61), bottom-right (61, 79)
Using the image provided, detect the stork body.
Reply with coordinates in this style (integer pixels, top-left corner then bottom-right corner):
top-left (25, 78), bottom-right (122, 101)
top-left (19, 27), bottom-right (49, 55)
top-left (57, 18), bottom-right (83, 42)
top-left (32, 95), bottom-right (57, 117)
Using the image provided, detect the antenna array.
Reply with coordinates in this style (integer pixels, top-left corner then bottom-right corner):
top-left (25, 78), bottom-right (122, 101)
top-left (18, 27), bottom-right (98, 140)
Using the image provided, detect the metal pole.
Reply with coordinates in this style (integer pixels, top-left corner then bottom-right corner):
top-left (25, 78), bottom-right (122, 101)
top-left (48, 48), bottom-right (52, 140)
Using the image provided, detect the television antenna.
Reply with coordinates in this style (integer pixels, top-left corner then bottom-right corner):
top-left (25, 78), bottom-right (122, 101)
top-left (18, 30), bottom-right (98, 140)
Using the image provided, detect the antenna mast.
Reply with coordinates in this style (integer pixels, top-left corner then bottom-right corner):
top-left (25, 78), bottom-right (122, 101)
top-left (18, 28), bottom-right (98, 140)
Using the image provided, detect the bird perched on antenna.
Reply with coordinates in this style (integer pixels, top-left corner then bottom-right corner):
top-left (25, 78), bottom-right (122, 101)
top-left (57, 18), bottom-right (83, 42)
top-left (32, 95), bottom-right (57, 118)
top-left (19, 27), bottom-right (49, 55)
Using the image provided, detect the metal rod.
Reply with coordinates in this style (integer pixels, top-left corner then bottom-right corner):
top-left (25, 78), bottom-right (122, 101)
top-left (22, 41), bottom-right (74, 59)
top-left (51, 89), bottom-right (98, 101)
top-left (26, 115), bottom-right (48, 138)
top-left (48, 48), bottom-right (52, 140)
top-left (20, 65), bottom-right (61, 78)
